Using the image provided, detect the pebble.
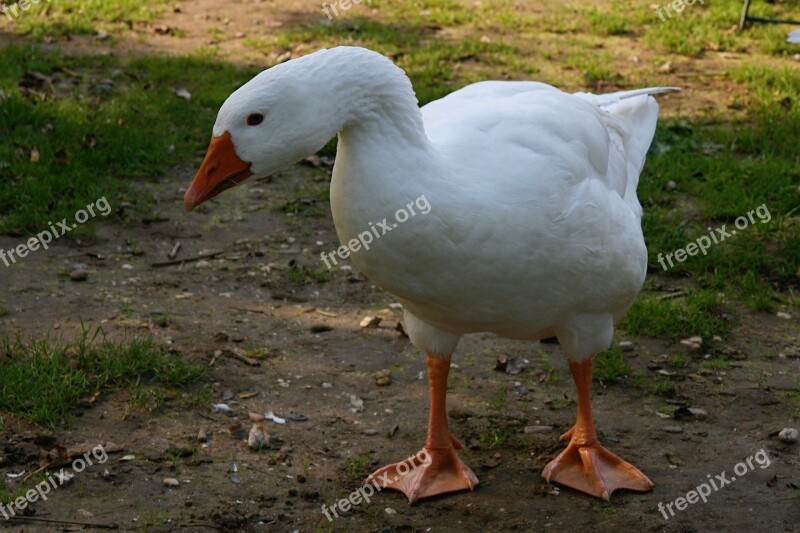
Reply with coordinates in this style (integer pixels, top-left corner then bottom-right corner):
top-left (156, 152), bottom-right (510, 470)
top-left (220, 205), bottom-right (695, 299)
top-left (666, 180), bottom-right (677, 190)
top-left (778, 427), bottom-right (798, 443)
top-left (674, 406), bottom-right (708, 421)
top-left (163, 478), bottom-right (180, 487)
top-left (384, 508), bottom-right (397, 515)
top-left (197, 429), bottom-right (208, 443)
top-left (363, 429), bottom-right (379, 436)
top-left (664, 426), bottom-right (684, 434)
top-left (680, 336), bottom-right (703, 350)
top-left (776, 312), bottom-right (792, 320)
top-left (69, 269), bottom-right (88, 282)
top-left (350, 395), bottom-right (364, 413)
top-left (248, 423), bottom-right (269, 450)
top-left (321, 382), bottom-right (333, 388)
top-left (618, 341), bottom-right (635, 351)
top-left (360, 316), bottom-right (382, 328)
top-left (505, 357), bottom-right (529, 375)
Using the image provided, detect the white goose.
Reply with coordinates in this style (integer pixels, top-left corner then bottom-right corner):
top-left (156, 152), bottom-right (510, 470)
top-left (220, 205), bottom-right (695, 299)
top-left (184, 46), bottom-right (677, 502)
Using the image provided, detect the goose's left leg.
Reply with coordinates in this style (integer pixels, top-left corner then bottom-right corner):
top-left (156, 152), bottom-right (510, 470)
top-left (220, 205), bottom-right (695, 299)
top-left (367, 353), bottom-right (478, 502)
top-left (542, 357), bottom-right (654, 500)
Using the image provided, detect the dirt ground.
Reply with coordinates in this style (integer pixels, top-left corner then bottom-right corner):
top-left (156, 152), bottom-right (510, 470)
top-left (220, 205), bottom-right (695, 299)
top-left (1, 1), bottom-right (799, 532)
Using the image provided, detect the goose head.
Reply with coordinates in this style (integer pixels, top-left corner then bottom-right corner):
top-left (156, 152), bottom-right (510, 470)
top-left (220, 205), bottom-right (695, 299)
top-left (183, 51), bottom-right (347, 211)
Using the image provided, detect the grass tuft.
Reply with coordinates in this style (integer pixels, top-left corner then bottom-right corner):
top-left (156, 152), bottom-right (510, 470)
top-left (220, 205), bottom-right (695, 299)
top-left (0, 328), bottom-right (204, 428)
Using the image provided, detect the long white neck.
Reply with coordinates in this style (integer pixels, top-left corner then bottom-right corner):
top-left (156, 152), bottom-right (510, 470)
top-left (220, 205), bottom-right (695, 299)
top-left (295, 48), bottom-right (441, 252)
top-left (301, 47), bottom-right (433, 153)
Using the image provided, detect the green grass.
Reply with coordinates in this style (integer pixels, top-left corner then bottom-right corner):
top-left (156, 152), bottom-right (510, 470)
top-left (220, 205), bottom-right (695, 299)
top-left (11, 0), bottom-right (171, 39)
top-left (621, 291), bottom-right (731, 339)
top-left (345, 455), bottom-right (370, 476)
top-left (594, 345), bottom-right (633, 383)
top-left (0, 45), bottom-right (257, 234)
top-left (638, 64), bottom-right (800, 310)
top-left (0, 328), bottom-right (205, 428)
top-left (478, 427), bottom-right (511, 449)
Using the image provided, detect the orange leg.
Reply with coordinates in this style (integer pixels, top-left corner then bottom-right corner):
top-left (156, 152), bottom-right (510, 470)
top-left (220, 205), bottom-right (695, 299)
top-left (542, 358), bottom-right (654, 500)
top-left (367, 354), bottom-right (478, 502)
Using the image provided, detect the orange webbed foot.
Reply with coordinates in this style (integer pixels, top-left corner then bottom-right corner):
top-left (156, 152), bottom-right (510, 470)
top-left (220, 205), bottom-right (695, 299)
top-left (367, 440), bottom-right (478, 503)
top-left (542, 439), bottom-right (654, 500)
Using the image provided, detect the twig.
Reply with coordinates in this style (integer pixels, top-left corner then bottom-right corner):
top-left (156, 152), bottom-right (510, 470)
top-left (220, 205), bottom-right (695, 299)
top-left (151, 250), bottom-right (222, 268)
top-left (8, 516), bottom-right (118, 529)
top-left (220, 347), bottom-right (260, 367)
top-left (657, 290), bottom-right (687, 301)
top-left (229, 306), bottom-right (268, 315)
top-left (168, 242), bottom-right (182, 260)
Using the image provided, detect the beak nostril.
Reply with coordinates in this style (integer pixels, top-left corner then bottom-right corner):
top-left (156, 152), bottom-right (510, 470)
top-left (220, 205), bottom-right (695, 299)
top-left (206, 163), bottom-right (219, 178)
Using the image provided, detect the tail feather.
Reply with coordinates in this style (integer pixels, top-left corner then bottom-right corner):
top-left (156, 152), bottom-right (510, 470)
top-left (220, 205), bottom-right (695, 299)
top-left (573, 87), bottom-right (680, 108)
top-left (574, 87), bottom-right (679, 220)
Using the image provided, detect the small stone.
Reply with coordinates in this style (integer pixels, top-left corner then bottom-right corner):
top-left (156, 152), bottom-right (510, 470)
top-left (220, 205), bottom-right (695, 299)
top-left (658, 62), bottom-right (673, 73)
top-left (197, 429), bottom-right (208, 443)
top-left (321, 382), bottom-right (333, 389)
top-left (776, 312), bottom-right (792, 320)
top-left (248, 423), bottom-right (269, 450)
top-left (618, 341), bottom-right (635, 352)
top-left (778, 427), bottom-right (798, 443)
top-left (69, 269), bottom-right (88, 282)
top-left (374, 369), bottom-right (391, 387)
top-left (688, 408), bottom-right (708, 420)
top-left (674, 406), bottom-right (708, 421)
top-left (248, 412), bottom-right (265, 422)
top-left (349, 394), bottom-right (364, 413)
top-left (163, 478), bottom-right (180, 487)
top-left (664, 426), bottom-right (684, 434)
top-left (666, 180), bottom-right (677, 190)
top-left (360, 316), bottom-right (382, 328)
top-left (506, 357), bottom-right (529, 375)
top-left (363, 429), bottom-right (379, 436)
top-left (680, 336), bottom-right (703, 350)
top-left (385, 507), bottom-right (397, 515)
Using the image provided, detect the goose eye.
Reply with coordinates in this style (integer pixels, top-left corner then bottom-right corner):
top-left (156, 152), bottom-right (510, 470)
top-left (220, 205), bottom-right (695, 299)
top-left (247, 113), bottom-right (264, 126)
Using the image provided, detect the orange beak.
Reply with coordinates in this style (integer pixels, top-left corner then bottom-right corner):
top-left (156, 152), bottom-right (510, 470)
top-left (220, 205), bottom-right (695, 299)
top-left (184, 131), bottom-right (253, 211)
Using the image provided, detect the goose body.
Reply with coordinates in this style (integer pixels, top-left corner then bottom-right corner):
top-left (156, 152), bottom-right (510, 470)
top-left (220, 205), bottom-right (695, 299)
top-left (331, 79), bottom-right (663, 357)
top-left (185, 46), bottom-right (677, 501)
